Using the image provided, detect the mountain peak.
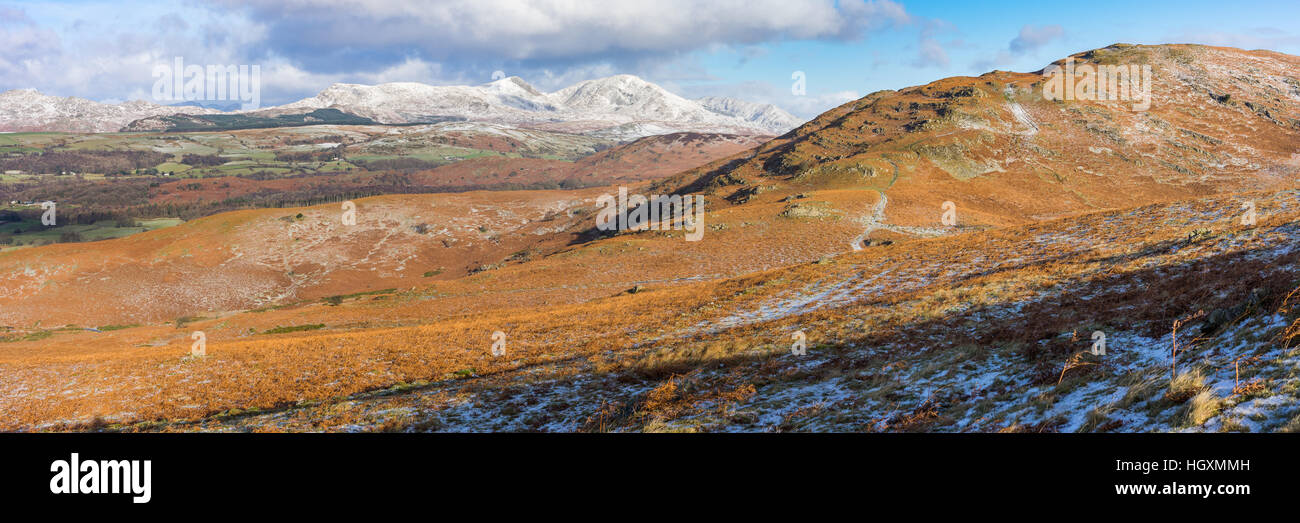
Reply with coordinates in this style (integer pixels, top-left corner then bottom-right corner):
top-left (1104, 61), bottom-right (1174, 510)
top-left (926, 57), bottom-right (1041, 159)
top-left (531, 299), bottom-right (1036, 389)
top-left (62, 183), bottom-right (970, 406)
top-left (482, 76), bottom-right (543, 97)
top-left (0, 88), bottom-right (57, 103)
top-left (550, 74), bottom-right (682, 114)
top-left (568, 74), bottom-right (664, 92)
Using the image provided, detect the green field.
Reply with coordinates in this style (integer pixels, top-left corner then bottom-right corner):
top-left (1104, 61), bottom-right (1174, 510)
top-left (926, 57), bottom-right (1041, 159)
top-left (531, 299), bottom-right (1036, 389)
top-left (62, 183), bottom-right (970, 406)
top-left (0, 216), bottom-right (182, 251)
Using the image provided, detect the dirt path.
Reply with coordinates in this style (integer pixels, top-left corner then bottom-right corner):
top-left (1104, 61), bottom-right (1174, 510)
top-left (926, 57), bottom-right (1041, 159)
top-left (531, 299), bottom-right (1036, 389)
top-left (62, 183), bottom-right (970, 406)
top-left (849, 159), bottom-right (950, 250)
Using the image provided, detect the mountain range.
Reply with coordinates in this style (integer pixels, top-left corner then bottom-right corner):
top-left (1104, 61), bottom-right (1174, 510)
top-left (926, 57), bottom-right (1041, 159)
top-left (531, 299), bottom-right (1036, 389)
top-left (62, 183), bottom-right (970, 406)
top-left (0, 75), bottom-right (801, 139)
top-left (0, 89), bottom-right (223, 133)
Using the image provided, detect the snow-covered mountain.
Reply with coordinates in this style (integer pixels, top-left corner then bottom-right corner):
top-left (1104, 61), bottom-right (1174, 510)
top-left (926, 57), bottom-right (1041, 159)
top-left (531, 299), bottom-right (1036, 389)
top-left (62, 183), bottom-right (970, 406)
top-left (0, 75), bottom-right (803, 138)
top-left (267, 78), bottom-right (555, 124)
top-left (261, 75), bottom-right (800, 137)
top-left (550, 75), bottom-right (719, 123)
top-left (695, 96), bottom-right (802, 135)
top-left (0, 89), bottom-right (221, 133)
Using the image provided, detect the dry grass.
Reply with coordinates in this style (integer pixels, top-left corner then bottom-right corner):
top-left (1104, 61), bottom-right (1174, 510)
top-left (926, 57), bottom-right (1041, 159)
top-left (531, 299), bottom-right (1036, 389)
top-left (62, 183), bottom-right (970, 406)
top-left (1166, 370), bottom-right (1208, 404)
top-left (1279, 414), bottom-right (1300, 433)
top-left (1079, 405), bottom-right (1115, 433)
top-left (1119, 373), bottom-right (1164, 409)
top-left (1182, 391), bottom-right (1223, 427)
top-left (2, 182), bottom-right (1298, 432)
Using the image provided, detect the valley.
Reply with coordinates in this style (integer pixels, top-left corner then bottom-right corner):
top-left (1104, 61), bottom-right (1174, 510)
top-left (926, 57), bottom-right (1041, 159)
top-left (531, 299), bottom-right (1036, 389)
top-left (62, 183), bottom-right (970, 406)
top-left (0, 124), bottom-right (766, 250)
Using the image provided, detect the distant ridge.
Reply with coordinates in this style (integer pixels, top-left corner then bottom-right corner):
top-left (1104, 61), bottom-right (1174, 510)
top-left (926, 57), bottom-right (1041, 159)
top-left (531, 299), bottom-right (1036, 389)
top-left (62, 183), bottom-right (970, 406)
top-left (257, 74), bottom-right (802, 139)
top-left (0, 89), bottom-right (222, 133)
top-left (0, 75), bottom-right (803, 140)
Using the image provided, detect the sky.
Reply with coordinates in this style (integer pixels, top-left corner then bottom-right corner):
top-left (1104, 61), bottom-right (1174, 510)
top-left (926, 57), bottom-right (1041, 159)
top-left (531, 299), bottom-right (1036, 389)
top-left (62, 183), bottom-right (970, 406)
top-left (2, 0), bottom-right (1299, 118)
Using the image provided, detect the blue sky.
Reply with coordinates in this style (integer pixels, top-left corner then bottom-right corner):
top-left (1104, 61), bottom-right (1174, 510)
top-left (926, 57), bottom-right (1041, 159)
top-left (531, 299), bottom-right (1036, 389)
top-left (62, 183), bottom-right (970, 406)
top-left (3, 0), bottom-right (1298, 117)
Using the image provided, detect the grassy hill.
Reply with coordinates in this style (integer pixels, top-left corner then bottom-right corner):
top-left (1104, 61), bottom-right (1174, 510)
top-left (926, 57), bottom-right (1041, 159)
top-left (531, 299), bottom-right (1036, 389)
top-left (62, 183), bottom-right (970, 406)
top-left (125, 108), bottom-right (380, 132)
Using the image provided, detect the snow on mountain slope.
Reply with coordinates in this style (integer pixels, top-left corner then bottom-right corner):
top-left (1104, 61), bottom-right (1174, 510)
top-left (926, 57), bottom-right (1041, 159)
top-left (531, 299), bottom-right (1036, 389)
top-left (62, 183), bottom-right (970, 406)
top-left (267, 75), bottom-right (799, 138)
top-left (2, 75), bottom-right (803, 138)
top-left (695, 96), bottom-right (802, 134)
top-left (481, 76), bottom-right (556, 111)
top-left (549, 74), bottom-right (712, 122)
top-left (270, 77), bottom-right (560, 124)
top-left (0, 89), bottom-right (222, 133)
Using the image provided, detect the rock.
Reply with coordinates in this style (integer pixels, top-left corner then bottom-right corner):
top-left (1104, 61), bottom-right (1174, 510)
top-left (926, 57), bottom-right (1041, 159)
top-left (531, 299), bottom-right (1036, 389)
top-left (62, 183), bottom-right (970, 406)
top-left (779, 203), bottom-right (832, 218)
top-left (726, 185), bottom-right (762, 204)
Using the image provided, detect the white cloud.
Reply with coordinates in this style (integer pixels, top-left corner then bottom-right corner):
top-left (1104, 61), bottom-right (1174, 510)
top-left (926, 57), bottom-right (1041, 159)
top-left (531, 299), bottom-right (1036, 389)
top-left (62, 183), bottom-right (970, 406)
top-left (1009, 24), bottom-right (1064, 54)
top-left (2, 0), bottom-right (914, 113)
top-left (913, 36), bottom-right (950, 68)
top-left (0, 3), bottom-right (272, 102)
top-left (910, 18), bottom-right (953, 68)
top-left (970, 24), bottom-right (1065, 73)
top-left (224, 0), bottom-right (913, 62)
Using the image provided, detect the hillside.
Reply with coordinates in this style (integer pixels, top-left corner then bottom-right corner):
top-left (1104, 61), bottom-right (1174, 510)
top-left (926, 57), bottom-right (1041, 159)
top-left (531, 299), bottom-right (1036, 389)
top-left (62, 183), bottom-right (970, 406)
top-left (128, 130), bottom-right (766, 205)
top-left (0, 190), bottom-right (606, 327)
top-left (2, 44), bottom-right (1299, 432)
top-left (3, 187), bottom-right (1297, 432)
top-left (0, 131), bottom-right (770, 327)
top-left (653, 44), bottom-right (1300, 237)
top-left (123, 108), bottom-right (379, 132)
top-left (408, 132), bottom-right (772, 189)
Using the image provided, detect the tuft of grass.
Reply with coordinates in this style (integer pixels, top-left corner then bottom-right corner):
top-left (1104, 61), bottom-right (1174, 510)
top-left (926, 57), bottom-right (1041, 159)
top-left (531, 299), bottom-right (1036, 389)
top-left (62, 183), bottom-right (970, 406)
top-left (1181, 390), bottom-right (1222, 427)
top-left (1279, 414), bottom-right (1300, 433)
top-left (1218, 416), bottom-right (1250, 433)
top-left (1079, 405), bottom-right (1114, 433)
top-left (1118, 373), bottom-right (1162, 408)
top-left (1165, 370), bottom-right (1206, 404)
